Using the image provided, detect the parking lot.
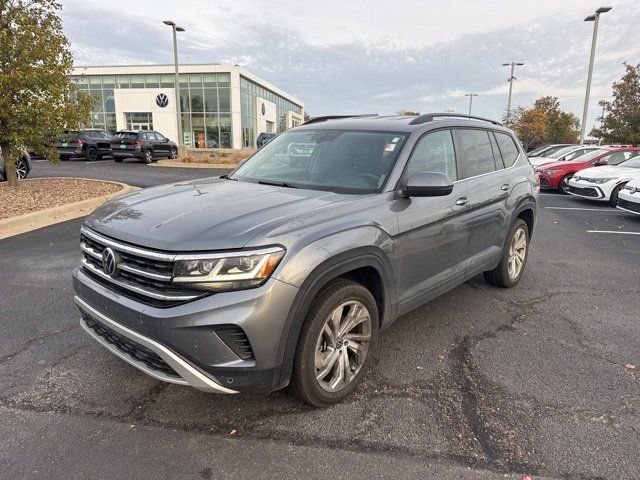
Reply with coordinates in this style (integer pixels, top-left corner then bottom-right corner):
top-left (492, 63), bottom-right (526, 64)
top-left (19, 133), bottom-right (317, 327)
top-left (1, 160), bottom-right (639, 479)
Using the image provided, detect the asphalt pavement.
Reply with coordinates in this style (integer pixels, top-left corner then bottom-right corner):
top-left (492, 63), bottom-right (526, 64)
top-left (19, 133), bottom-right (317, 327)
top-left (1, 160), bottom-right (639, 479)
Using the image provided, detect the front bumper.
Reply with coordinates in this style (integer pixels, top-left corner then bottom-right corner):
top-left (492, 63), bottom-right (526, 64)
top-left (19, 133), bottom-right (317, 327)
top-left (566, 183), bottom-right (606, 200)
top-left (617, 190), bottom-right (640, 215)
top-left (537, 173), bottom-right (561, 189)
top-left (73, 265), bottom-right (300, 393)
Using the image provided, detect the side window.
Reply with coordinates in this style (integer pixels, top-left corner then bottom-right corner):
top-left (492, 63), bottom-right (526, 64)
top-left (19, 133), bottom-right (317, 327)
top-left (455, 129), bottom-right (496, 178)
top-left (494, 132), bottom-right (520, 167)
top-left (406, 130), bottom-right (457, 181)
top-left (488, 132), bottom-right (505, 170)
top-left (565, 149), bottom-right (586, 161)
top-left (606, 151), bottom-right (638, 165)
top-left (155, 132), bottom-right (166, 141)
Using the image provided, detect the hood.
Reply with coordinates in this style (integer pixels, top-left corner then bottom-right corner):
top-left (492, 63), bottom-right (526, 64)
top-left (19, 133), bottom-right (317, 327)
top-left (574, 165), bottom-right (640, 179)
top-left (536, 160), bottom-right (589, 171)
top-left (530, 156), bottom-right (559, 167)
top-left (85, 178), bottom-right (362, 251)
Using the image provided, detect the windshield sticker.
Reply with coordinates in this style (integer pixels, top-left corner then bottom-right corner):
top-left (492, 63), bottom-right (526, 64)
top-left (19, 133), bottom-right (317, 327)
top-left (385, 143), bottom-right (396, 152)
top-left (392, 137), bottom-right (400, 143)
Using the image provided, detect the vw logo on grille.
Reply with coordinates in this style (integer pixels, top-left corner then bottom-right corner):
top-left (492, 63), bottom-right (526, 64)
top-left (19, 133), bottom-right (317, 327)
top-left (102, 248), bottom-right (118, 277)
top-left (156, 93), bottom-right (169, 108)
top-left (630, 186), bottom-right (638, 194)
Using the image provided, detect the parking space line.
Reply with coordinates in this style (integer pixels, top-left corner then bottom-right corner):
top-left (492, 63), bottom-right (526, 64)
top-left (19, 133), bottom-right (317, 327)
top-left (587, 230), bottom-right (640, 236)
top-left (545, 207), bottom-right (617, 212)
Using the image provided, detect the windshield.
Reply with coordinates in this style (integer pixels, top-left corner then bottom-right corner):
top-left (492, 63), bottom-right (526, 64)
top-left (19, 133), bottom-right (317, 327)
top-left (620, 158), bottom-right (640, 169)
top-left (547, 146), bottom-right (578, 159)
top-left (230, 129), bottom-right (408, 193)
top-left (570, 149), bottom-right (608, 162)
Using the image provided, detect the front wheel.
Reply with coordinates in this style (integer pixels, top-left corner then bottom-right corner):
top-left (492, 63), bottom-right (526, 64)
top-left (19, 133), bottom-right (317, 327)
top-left (558, 174), bottom-right (573, 194)
top-left (484, 219), bottom-right (530, 288)
top-left (86, 147), bottom-right (97, 162)
top-left (169, 147), bottom-right (177, 159)
top-left (291, 280), bottom-right (379, 407)
top-left (16, 158), bottom-right (29, 179)
top-left (143, 149), bottom-right (153, 164)
top-left (609, 183), bottom-right (626, 207)
top-left (113, 157), bottom-right (123, 163)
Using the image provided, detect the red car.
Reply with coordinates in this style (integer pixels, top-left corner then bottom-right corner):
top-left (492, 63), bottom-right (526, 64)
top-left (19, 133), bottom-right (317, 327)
top-left (536, 147), bottom-right (640, 192)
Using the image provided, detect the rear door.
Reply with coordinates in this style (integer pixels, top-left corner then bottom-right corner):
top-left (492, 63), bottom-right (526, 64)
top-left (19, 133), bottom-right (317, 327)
top-left (453, 128), bottom-right (510, 275)
top-left (395, 129), bottom-right (471, 313)
top-left (152, 132), bottom-right (170, 155)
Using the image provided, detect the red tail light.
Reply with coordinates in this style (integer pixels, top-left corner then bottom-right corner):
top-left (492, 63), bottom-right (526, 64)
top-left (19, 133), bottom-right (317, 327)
top-left (132, 141), bottom-right (143, 147)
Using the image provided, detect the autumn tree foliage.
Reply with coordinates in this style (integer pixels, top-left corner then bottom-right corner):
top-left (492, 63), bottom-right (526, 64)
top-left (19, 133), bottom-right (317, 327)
top-left (590, 63), bottom-right (640, 145)
top-left (0, 0), bottom-right (91, 186)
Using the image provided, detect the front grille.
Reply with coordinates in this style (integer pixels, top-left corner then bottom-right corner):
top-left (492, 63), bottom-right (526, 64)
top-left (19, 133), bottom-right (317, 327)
top-left (214, 325), bottom-right (255, 361)
top-left (568, 185), bottom-right (600, 198)
top-left (618, 198), bottom-right (640, 213)
top-left (80, 227), bottom-right (205, 307)
top-left (83, 315), bottom-right (179, 378)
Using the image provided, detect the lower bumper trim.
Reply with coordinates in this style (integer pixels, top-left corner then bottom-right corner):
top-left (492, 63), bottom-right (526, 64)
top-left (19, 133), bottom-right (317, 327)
top-left (74, 296), bottom-right (238, 394)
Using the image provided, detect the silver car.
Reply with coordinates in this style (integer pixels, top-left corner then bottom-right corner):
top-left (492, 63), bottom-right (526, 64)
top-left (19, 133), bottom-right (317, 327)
top-left (73, 113), bottom-right (538, 406)
top-left (0, 149), bottom-right (32, 181)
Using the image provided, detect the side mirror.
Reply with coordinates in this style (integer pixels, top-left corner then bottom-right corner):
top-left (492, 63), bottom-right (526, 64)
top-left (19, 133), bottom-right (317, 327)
top-left (400, 171), bottom-right (454, 197)
top-left (596, 159), bottom-right (607, 166)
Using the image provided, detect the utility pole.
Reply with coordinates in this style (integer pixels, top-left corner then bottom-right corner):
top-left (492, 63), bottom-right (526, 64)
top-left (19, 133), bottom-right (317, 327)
top-left (163, 20), bottom-right (185, 149)
top-left (464, 93), bottom-right (478, 115)
top-left (502, 61), bottom-right (524, 121)
top-left (580, 6), bottom-right (612, 144)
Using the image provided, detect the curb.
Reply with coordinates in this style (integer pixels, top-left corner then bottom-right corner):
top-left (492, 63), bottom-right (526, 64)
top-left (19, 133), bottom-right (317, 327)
top-left (0, 178), bottom-right (139, 239)
top-left (150, 160), bottom-right (236, 169)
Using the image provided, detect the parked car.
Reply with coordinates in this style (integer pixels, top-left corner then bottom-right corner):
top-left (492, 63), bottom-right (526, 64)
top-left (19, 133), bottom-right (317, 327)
top-left (617, 177), bottom-right (640, 215)
top-left (527, 144), bottom-right (574, 158)
top-left (536, 147), bottom-right (640, 192)
top-left (110, 130), bottom-right (178, 164)
top-left (567, 157), bottom-right (640, 206)
top-left (73, 113), bottom-right (538, 407)
top-left (529, 145), bottom-right (603, 167)
top-left (55, 129), bottom-right (113, 161)
top-left (257, 132), bottom-right (277, 148)
top-left (0, 149), bottom-right (32, 181)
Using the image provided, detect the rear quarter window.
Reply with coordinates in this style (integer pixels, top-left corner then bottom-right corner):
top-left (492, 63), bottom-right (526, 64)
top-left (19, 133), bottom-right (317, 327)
top-left (494, 132), bottom-right (520, 167)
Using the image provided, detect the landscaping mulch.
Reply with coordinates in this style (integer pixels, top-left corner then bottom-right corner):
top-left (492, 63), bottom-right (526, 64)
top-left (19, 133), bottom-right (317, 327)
top-left (0, 178), bottom-right (123, 220)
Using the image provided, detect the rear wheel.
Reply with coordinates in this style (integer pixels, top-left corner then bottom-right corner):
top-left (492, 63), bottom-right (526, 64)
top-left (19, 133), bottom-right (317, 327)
top-left (291, 280), bottom-right (379, 407)
top-left (113, 157), bottom-right (123, 163)
top-left (143, 149), bottom-right (153, 164)
top-left (484, 219), bottom-right (529, 288)
top-left (558, 174), bottom-right (573, 193)
top-left (16, 158), bottom-right (29, 179)
top-left (86, 147), bottom-right (97, 162)
top-left (609, 183), bottom-right (626, 207)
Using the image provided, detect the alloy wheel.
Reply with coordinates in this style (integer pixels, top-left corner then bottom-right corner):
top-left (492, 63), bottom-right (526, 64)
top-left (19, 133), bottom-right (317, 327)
top-left (145, 150), bottom-right (153, 163)
top-left (507, 227), bottom-right (527, 280)
top-left (16, 159), bottom-right (28, 179)
top-left (314, 300), bottom-right (372, 392)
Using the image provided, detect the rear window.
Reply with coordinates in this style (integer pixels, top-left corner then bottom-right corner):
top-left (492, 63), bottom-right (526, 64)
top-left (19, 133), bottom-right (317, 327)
top-left (494, 132), bottom-right (520, 167)
top-left (59, 131), bottom-right (80, 141)
top-left (114, 132), bottom-right (138, 140)
top-left (455, 129), bottom-right (496, 178)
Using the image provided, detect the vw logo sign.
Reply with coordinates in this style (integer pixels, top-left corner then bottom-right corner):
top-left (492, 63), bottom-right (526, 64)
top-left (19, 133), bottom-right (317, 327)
top-left (102, 247), bottom-right (118, 277)
top-left (156, 93), bottom-right (169, 108)
top-left (261, 103), bottom-right (266, 115)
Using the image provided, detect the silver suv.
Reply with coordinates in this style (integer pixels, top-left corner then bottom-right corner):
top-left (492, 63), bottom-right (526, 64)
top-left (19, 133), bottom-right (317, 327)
top-left (73, 113), bottom-right (538, 406)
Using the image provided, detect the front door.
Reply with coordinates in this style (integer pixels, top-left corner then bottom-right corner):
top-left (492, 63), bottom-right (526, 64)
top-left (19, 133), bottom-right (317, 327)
top-left (395, 129), bottom-right (471, 314)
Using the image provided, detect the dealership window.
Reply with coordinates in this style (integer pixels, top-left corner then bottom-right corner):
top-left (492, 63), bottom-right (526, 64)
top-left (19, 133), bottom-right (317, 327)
top-left (116, 75), bottom-right (130, 89)
top-left (145, 75), bottom-right (160, 88)
top-left (160, 74), bottom-right (174, 88)
top-left (125, 112), bottom-right (153, 131)
top-left (130, 75), bottom-right (144, 88)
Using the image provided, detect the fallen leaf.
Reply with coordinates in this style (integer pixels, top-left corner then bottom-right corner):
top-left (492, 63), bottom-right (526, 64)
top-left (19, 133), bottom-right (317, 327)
top-left (228, 429), bottom-right (237, 435)
top-left (521, 476), bottom-right (533, 480)
top-left (416, 366), bottom-right (423, 370)
top-left (436, 354), bottom-right (445, 360)
top-left (625, 363), bottom-right (636, 370)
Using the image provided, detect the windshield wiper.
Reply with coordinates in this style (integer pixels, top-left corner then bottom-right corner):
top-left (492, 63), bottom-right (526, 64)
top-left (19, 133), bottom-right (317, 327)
top-left (257, 180), bottom-right (299, 188)
top-left (219, 174), bottom-right (237, 180)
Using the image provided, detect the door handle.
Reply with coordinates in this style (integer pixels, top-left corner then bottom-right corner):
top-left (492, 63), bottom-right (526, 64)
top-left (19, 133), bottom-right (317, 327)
top-left (455, 197), bottom-right (469, 206)
top-left (500, 183), bottom-right (510, 191)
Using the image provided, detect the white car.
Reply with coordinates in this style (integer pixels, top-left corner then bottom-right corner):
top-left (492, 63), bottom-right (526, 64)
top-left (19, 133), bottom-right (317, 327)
top-left (617, 177), bottom-right (640, 215)
top-left (567, 157), bottom-right (640, 206)
top-left (529, 145), bottom-right (604, 168)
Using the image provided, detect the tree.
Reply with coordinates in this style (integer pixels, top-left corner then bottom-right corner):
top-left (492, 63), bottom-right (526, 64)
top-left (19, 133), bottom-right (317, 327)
top-left (0, 0), bottom-right (91, 186)
top-left (396, 110), bottom-right (420, 116)
top-left (590, 63), bottom-right (640, 145)
top-left (505, 106), bottom-right (548, 151)
top-left (533, 96), bottom-right (580, 144)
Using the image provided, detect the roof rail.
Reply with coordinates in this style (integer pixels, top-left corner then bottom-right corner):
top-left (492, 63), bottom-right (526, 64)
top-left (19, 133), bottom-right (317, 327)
top-left (303, 114), bottom-right (378, 125)
top-left (409, 113), bottom-right (503, 126)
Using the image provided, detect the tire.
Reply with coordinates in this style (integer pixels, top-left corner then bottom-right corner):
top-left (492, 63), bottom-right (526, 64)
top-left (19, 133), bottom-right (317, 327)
top-left (143, 149), bottom-right (153, 164)
top-left (16, 158), bottom-right (29, 179)
top-left (290, 279), bottom-right (379, 407)
top-left (113, 157), bottom-right (123, 163)
top-left (86, 147), bottom-right (97, 162)
top-left (484, 219), bottom-right (530, 288)
top-left (169, 147), bottom-right (177, 159)
top-left (609, 183), bottom-right (626, 207)
top-left (558, 174), bottom-right (573, 194)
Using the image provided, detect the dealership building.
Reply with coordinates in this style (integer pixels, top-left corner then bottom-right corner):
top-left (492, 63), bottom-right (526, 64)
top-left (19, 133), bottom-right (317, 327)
top-left (69, 64), bottom-right (304, 150)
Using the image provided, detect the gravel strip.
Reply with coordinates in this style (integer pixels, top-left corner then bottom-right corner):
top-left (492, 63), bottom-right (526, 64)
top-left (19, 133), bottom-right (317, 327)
top-left (0, 178), bottom-right (123, 220)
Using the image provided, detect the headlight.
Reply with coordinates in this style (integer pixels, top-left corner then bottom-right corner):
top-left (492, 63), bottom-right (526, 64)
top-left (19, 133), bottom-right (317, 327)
top-left (173, 247), bottom-right (285, 291)
top-left (540, 169), bottom-right (557, 175)
top-left (593, 177), bottom-right (616, 184)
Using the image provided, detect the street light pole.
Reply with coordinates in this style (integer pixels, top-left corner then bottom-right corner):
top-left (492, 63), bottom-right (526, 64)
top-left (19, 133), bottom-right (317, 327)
top-left (163, 20), bottom-right (185, 148)
top-left (502, 61), bottom-right (524, 121)
top-left (464, 93), bottom-right (478, 115)
top-left (580, 7), bottom-right (612, 145)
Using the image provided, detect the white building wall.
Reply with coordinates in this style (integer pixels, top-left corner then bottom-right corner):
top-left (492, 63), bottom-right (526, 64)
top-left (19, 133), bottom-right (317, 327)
top-left (113, 88), bottom-right (179, 142)
top-left (229, 67), bottom-right (243, 150)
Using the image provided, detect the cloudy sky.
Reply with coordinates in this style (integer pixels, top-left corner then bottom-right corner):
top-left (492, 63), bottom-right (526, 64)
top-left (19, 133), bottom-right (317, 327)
top-left (60, 0), bottom-right (640, 133)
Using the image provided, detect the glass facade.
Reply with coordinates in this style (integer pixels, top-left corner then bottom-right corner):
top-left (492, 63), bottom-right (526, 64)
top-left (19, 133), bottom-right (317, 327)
top-left (71, 74), bottom-right (117, 133)
top-left (240, 76), bottom-right (303, 149)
